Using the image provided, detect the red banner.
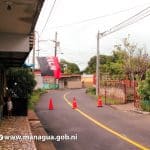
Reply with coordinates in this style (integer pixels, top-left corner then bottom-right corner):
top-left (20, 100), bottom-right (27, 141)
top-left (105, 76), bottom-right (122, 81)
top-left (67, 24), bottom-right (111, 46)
top-left (37, 56), bottom-right (61, 79)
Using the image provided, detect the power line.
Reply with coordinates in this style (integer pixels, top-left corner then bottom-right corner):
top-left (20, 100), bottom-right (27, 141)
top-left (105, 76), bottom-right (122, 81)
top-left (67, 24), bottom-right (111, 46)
top-left (101, 6), bottom-right (150, 37)
top-left (39, 0), bottom-right (57, 37)
top-left (96, 6), bottom-right (150, 96)
top-left (48, 3), bottom-right (150, 29)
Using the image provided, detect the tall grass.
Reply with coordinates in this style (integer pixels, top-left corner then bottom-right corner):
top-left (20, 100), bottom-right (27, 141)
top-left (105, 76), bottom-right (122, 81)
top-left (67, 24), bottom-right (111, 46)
top-left (28, 89), bottom-right (46, 110)
top-left (140, 100), bottom-right (150, 112)
top-left (86, 87), bottom-right (121, 105)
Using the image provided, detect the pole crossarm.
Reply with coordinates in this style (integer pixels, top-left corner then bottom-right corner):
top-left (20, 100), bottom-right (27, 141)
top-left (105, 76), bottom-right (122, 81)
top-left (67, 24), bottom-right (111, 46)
top-left (96, 6), bottom-right (150, 97)
top-left (99, 6), bottom-right (150, 38)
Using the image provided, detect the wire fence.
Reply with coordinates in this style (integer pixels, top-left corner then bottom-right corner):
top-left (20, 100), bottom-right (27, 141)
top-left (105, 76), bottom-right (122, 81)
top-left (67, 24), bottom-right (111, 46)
top-left (100, 80), bottom-right (139, 106)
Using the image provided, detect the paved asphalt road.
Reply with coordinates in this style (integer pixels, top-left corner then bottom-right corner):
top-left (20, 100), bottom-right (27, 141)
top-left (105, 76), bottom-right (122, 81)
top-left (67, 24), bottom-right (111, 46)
top-left (35, 89), bottom-right (150, 150)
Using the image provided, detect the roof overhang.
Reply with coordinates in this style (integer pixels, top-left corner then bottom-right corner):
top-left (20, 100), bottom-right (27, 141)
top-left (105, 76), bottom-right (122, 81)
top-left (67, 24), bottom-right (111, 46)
top-left (0, 0), bottom-right (45, 67)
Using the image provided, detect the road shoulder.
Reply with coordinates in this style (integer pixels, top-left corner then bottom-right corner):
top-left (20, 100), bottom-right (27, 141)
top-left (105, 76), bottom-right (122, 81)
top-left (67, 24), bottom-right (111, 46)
top-left (28, 110), bottom-right (56, 150)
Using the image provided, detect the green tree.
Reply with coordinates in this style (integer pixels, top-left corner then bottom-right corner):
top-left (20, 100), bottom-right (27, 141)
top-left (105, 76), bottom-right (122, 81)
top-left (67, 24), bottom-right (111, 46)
top-left (6, 68), bottom-right (36, 98)
top-left (113, 35), bottom-right (150, 80)
top-left (84, 53), bottom-right (124, 79)
top-left (112, 46), bottom-right (127, 63)
top-left (138, 70), bottom-right (150, 101)
top-left (84, 35), bottom-right (149, 80)
top-left (110, 45), bottom-right (128, 79)
top-left (138, 70), bottom-right (150, 111)
top-left (108, 62), bottom-right (124, 79)
top-left (60, 59), bottom-right (80, 74)
top-left (84, 55), bottom-right (113, 74)
top-left (84, 56), bottom-right (96, 74)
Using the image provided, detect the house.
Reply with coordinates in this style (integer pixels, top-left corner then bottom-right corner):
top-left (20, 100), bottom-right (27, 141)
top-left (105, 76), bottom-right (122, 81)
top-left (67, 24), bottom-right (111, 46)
top-left (34, 71), bottom-right (82, 89)
top-left (59, 74), bottom-right (82, 89)
top-left (0, 0), bottom-right (45, 119)
top-left (81, 74), bottom-right (94, 87)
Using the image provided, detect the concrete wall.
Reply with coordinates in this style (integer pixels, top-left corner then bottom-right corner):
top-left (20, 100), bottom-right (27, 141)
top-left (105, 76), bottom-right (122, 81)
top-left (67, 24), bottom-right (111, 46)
top-left (0, 33), bottom-right (29, 52)
top-left (67, 81), bottom-right (82, 89)
top-left (34, 74), bottom-right (43, 90)
top-left (81, 74), bottom-right (93, 88)
top-left (59, 80), bottom-right (65, 89)
top-left (100, 87), bottom-right (126, 103)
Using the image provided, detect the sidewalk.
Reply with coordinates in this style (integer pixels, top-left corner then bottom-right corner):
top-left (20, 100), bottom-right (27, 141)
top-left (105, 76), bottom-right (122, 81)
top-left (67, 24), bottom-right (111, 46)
top-left (110, 102), bottom-right (150, 114)
top-left (110, 102), bottom-right (135, 112)
top-left (28, 110), bottom-right (56, 150)
top-left (0, 111), bottom-right (56, 150)
top-left (0, 103), bottom-right (149, 149)
top-left (0, 116), bottom-right (36, 150)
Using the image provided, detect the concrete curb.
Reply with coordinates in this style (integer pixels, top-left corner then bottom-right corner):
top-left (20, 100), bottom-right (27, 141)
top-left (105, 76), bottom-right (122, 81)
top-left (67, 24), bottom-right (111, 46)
top-left (28, 110), bottom-right (56, 150)
top-left (130, 109), bottom-right (150, 115)
top-left (26, 117), bottom-right (37, 150)
top-left (109, 105), bottom-right (150, 115)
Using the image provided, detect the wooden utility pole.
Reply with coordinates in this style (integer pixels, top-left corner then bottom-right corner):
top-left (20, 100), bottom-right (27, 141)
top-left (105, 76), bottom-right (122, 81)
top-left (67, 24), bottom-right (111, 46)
top-left (96, 31), bottom-right (100, 96)
top-left (54, 32), bottom-right (59, 86)
top-left (32, 32), bottom-right (35, 72)
top-left (54, 32), bottom-right (58, 57)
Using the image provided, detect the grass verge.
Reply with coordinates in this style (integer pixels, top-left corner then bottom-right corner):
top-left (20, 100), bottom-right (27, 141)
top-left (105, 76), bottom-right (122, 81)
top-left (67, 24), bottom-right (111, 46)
top-left (140, 100), bottom-right (150, 112)
top-left (28, 89), bottom-right (46, 110)
top-left (86, 87), bottom-right (122, 105)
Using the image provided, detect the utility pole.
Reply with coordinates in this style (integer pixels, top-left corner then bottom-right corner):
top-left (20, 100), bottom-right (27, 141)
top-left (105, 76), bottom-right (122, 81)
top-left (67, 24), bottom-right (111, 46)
top-left (53, 32), bottom-right (59, 86)
top-left (54, 32), bottom-right (58, 57)
top-left (96, 31), bottom-right (100, 96)
top-left (32, 32), bottom-right (35, 72)
top-left (34, 31), bottom-right (40, 57)
top-left (37, 34), bottom-right (40, 57)
top-left (32, 44), bottom-right (35, 70)
top-left (95, 7), bottom-right (150, 98)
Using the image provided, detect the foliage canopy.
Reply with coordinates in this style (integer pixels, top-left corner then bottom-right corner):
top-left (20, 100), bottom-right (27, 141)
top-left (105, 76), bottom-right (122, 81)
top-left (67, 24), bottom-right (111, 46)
top-left (6, 68), bottom-right (36, 98)
top-left (60, 59), bottom-right (80, 74)
top-left (84, 35), bottom-right (150, 80)
top-left (138, 70), bottom-right (150, 101)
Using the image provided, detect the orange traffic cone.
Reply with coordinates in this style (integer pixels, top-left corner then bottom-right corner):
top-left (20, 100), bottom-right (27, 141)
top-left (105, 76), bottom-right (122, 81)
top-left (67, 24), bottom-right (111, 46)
top-left (72, 97), bottom-right (77, 109)
top-left (49, 98), bottom-right (54, 110)
top-left (97, 96), bottom-right (103, 107)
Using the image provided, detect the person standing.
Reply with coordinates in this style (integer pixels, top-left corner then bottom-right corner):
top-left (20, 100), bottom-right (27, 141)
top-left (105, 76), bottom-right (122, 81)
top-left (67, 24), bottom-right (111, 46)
top-left (7, 96), bottom-right (13, 118)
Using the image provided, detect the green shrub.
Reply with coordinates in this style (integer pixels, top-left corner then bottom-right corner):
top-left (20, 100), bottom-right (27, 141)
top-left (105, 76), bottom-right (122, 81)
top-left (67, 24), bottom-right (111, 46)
top-left (6, 68), bottom-right (36, 98)
top-left (103, 97), bottom-right (122, 105)
top-left (138, 70), bottom-right (150, 111)
top-left (28, 89), bottom-right (46, 110)
top-left (140, 100), bottom-right (150, 112)
top-left (86, 87), bottom-right (96, 95)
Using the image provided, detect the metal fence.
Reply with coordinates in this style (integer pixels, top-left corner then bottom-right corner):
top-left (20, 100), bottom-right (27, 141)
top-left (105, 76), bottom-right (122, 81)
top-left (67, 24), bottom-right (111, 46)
top-left (100, 80), bottom-right (139, 106)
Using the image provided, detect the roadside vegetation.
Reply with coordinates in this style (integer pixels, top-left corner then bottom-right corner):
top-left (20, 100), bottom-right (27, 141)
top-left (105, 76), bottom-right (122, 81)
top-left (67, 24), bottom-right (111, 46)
top-left (6, 68), bottom-right (46, 110)
top-left (86, 87), bottom-right (120, 105)
top-left (138, 70), bottom-right (150, 112)
top-left (60, 59), bottom-right (80, 74)
top-left (84, 35), bottom-right (150, 111)
top-left (6, 68), bottom-right (36, 98)
top-left (84, 35), bottom-right (149, 81)
top-left (28, 88), bottom-right (46, 110)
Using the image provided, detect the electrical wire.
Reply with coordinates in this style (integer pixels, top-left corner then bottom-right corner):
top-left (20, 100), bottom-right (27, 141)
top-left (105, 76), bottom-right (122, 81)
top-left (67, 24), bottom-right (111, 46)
top-left (48, 3), bottom-right (150, 29)
top-left (39, 0), bottom-right (57, 37)
top-left (101, 7), bottom-right (150, 37)
top-left (35, 4), bottom-right (150, 69)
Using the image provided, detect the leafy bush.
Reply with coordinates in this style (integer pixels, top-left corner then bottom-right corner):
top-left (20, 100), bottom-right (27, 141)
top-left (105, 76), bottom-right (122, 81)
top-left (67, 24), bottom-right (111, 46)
top-left (6, 68), bottom-right (36, 98)
top-left (138, 70), bottom-right (150, 101)
top-left (86, 87), bottom-right (121, 105)
top-left (86, 87), bottom-right (96, 95)
top-left (138, 70), bottom-right (150, 111)
top-left (28, 88), bottom-right (46, 110)
top-left (140, 100), bottom-right (150, 112)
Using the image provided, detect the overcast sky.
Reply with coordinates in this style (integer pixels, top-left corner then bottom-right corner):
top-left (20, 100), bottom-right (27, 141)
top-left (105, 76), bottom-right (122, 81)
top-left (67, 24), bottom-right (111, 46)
top-left (29, 0), bottom-right (150, 70)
